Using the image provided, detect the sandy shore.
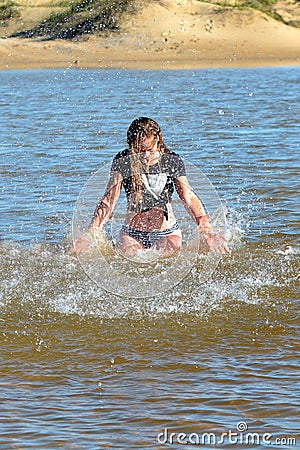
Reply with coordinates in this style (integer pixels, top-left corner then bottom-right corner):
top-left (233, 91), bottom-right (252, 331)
top-left (0, 0), bottom-right (299, 70)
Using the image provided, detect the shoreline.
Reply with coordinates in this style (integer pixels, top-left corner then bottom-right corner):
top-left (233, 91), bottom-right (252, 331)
top-left (1, 58), bottom-right (300, 71)
top-left (0, 37), bottom-right (299, 71)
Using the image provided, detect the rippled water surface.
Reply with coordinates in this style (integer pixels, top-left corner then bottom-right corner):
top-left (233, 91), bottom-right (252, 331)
top-left (0, 67), bottom-right (299, 449)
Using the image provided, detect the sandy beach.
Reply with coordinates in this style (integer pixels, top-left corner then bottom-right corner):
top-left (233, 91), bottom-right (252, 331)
top-left (0, 0), bottom-right (300, 70)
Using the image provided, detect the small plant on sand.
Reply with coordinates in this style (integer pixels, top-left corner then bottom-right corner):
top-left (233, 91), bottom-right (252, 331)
top-left (0, 0), bottom-right (19, 22)
top-left (9, 0), bottom-right (136, 39)
top-left (238, 0), bottom-right (283, 21)
top-left (199, 0), bottom-right (286, 24)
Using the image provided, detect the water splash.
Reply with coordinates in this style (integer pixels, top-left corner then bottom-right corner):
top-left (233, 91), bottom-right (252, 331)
top-left (0, 231), bottom-right (297, 322)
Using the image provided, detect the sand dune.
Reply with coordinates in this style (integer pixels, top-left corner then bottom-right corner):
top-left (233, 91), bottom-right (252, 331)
top-left (0, 0), bottom-right (299, 69)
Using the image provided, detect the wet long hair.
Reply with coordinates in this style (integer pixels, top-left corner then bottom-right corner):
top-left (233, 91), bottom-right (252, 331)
top-left (127, 117), bottom-right (166, 209)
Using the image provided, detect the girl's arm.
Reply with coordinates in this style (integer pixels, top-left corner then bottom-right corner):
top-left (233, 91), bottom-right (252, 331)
top-left (72, 171), bottom-right (122, 254)
top-left (174, 176), bottom-right (211, 231)
top-left (174, 176), bottom-right (229, 254)
top-left (89, 171), bottom-right (123, 233)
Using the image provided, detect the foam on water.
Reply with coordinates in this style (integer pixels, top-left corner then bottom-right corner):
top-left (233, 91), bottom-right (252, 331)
top-left (0, 226), bottom-right (297, 323)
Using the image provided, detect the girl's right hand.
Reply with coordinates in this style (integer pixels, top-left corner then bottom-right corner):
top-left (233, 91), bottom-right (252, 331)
top-left (72, 228), bottom-right (103, 255)
top-left (72, 234), bottom-right (92, 255)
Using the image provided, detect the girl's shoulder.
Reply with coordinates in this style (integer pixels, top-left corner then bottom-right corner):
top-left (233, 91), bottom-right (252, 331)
top-left (113, 148), bottom-right (130, 160)
top-left (162, 149), bottom-right (186, 178)
top-left (111, 148), bottom-right (131, 176)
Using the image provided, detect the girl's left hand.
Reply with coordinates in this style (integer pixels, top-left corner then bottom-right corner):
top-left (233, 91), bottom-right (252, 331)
top-left (201, 231), bottom-right (230, 254)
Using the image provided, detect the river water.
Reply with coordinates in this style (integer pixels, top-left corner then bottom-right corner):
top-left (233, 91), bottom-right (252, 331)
top-left (0, 67), bottom-right (299, 448)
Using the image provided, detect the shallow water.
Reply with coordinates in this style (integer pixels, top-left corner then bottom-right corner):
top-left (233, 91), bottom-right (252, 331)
top-left (0, 67), bottom-right (299, 449)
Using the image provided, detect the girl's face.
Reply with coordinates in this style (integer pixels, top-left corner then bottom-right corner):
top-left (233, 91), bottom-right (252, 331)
top-left (140, 134), bottom-right (160, 164)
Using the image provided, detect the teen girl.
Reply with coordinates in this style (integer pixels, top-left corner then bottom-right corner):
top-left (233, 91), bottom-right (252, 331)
top-left (75, 117), bottom-right (229, 256)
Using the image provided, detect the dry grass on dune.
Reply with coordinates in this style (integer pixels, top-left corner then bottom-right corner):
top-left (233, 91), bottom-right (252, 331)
top-left (1, 0), bottom-right (299, 40)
